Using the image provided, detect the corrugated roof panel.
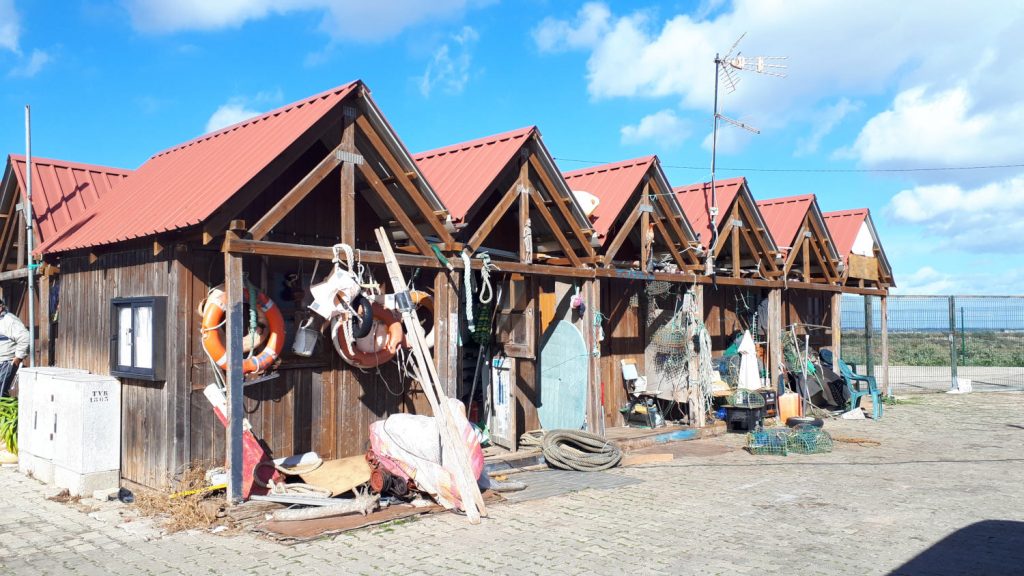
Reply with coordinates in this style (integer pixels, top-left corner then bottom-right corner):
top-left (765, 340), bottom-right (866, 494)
top-left (413, 126), bottom-right (534, 223)
top-left (8, 155), bottom-right (130, 246)
top-left (673, 177), bottom-right (745, 246)
top-left (823, 208), bottom-right (868, 262)
top-left (41, 81), bottom-right (360, 253)
top-left (562, 156), bottom-right (653, 241)
top-left (756, 194), bottom-right (815, 249)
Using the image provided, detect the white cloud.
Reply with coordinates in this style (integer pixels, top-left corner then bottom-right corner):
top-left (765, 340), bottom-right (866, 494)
top-left (123, 0), bottom-right (479, 42)
top-left (8, 48), bottom-right (50, 78)
top-left (795, 98), bottom-right (861, 157)
top-left (0, 0), bottom-right (18, 54)
top-left (533, 1), bottom-right (1024, 158)
top-left (204, 91), bottom-right (282, 133)
top-left (620, 109), bottom-right (689, 148)
top-left (886, 175), bottom-right (1024, 252)
top-left (844, 85), bottom-right (1024, 172)
top-left (418, 26), bottom-right (479, 97)
top-left (533, 2), bottom-right (610, 53)
top-left (892, 266), bottom-right (1024, 296)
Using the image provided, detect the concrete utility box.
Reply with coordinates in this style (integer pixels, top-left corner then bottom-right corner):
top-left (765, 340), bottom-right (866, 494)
top-left (16, 368), bottom-right (119, 496)
top-left (17, 367), bottom-right (88, 483)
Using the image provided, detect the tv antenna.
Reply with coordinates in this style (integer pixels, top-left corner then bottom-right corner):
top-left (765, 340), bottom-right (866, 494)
top-left (705, 33), bottom-right (786, 275)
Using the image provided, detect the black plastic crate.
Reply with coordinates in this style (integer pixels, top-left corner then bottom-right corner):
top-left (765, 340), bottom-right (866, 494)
top-left (724, 406), bottom-right (764, 433)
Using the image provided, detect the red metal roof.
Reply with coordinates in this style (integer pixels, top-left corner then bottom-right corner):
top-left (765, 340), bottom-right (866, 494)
top-left (562, 156), bottom-right (654, 240)
top-left (756, 194), bottom-right (815, 249)
top-left (673, 177), bottom-right (746, 246)
top-left (40, 81), bottom-right (361, 253)
top-left (822, 208), bottom-right (868, 261)
top-left (5, 155), bottom-right (130, 246)
top-left (412, 126), bottom-right (534, 223)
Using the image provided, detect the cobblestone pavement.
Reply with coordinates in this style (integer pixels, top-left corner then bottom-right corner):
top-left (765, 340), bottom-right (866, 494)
top-left (3, 392), bottom-right (1023, 575)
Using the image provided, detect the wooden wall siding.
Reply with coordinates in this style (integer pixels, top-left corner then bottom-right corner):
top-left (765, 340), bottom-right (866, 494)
top-left (56, 248), bottom-right (189, 489)
top-left (597, 279), bottom-right (645, 428)
top-left (783, 288), bottom-right (833, 349)
top-left (702, 284), bottom-right (767, 352)
top-left (181, 247), bottom-right (426, 477)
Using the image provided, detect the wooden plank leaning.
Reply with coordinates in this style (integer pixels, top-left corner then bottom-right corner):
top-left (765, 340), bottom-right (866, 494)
top-left (374, 227), bottom-right (487, 523)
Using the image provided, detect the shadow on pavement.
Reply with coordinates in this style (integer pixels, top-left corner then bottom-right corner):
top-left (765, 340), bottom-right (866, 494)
top-left (889, 520), bottom-right (1024, 575)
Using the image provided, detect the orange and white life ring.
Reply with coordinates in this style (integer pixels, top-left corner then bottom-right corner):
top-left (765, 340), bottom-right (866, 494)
top-left (332, 301), bottom-right (405, 369)
top-left (202, 286), bottom-right (285, 374)
top-left (403, 290), bottom-right (435, 350)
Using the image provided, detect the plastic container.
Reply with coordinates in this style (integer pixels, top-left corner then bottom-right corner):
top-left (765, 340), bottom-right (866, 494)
top-left (291, 317), bottom-right (319, 357)
top-left (724, 406), bottom-right (764, 433)
top-left (778, 392), bottom-right (802, 423)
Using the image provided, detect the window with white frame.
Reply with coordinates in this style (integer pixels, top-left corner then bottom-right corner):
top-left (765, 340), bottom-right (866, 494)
top-left (110, 297), bottom-right (166, 381)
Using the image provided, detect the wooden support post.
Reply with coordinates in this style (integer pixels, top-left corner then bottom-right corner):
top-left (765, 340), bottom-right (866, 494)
top-left (802, 237), bottom-right (811, 282)
top-left (880, 295), bottom-right (890, 397)
top-left (864, 295), bottom-right (874, 377)
top-left (768, 288), bottom-right (782, 390)
top-left (831, 292), bottom-right (842, 373)
top-left (224, 221), bottom-right (246, 504)
top-left (37, 272), bottom-right (50, 366)
top-left (691, 284), bottom-right (706, 427)
top-left (340, 107), bottom-right (357, 246)
top-left (640, 182), bottom-right (651, 272)
top-left (584, 279), bottom-right (603, 435)
top-left (731, 226), bottom-right (741, 278)
top-left (519, 159), bottom-right (531, 264)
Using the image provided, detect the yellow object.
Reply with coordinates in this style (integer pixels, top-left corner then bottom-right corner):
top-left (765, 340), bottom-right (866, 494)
top-left (170, 483), bottom-right (227, 499)
top-left (0, 449), bottom-right (17, 465)
top-left (778, 392), bottom-right (802, 423)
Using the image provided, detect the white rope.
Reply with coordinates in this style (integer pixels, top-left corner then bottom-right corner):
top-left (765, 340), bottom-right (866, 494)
top-left (476, 253), bottom-right (497, 305)
top-left (332, 243), bottom-right (354, 270)
top-left (461, 249), bottom-right (474, 324)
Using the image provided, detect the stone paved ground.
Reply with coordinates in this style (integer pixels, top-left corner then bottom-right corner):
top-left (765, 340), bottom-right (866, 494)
top-left (3, 392), bottom-right (1024, 575)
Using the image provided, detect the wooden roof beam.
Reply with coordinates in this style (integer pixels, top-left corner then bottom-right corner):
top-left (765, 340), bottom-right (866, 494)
top-left (356, 161), bottom-right (432, 257)
top-left (527, 151), bottom-right (595, 258)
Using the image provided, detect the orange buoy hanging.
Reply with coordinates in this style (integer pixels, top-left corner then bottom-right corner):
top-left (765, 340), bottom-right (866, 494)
top-left (401, 290), bottom-right (435, 349)
top-left (202, 286), bottom-right (286, 374)
top-left (332, 300), bottom-right (404, 369)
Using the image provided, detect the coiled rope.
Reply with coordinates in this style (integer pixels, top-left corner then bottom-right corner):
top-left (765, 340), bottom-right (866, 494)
top-left (541, 430), bottom-right (622, 472)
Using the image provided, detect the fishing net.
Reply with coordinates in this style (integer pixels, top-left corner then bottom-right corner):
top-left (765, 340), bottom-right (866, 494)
top-left (746, 428), bottom-right (790, 456)
top-left (745, 425), bottom-right (833, 456)
top-left (786, 425), bottom-right (833, 454)
top-left (727, 388), bottom-right (765, 409)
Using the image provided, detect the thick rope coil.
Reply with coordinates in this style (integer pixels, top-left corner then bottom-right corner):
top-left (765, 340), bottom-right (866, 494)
top-left (541, 430), bottom-right (622, 472)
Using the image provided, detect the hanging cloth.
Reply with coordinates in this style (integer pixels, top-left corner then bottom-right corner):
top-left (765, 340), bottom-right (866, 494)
top-left (737, 330), bottom-right (761, 390)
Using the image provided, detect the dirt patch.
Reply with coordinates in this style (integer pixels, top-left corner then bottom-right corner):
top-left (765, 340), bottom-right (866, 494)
top-left (47, 489), bottom-right (81, 504)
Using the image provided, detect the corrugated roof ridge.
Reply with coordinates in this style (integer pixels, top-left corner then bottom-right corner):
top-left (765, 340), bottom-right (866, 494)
top-left (562, 155), bottom-right (656, 180)
top-left (8, 154), bottom-right (132, 175)
top-left (413, 126), bottom-right (536, 161)
top-left (673, 176), bottom-right (747, 193)
top-left (149, 80), bottom-right (361, 160)
top-left (823, 208), bottom-right (869, 218)
top-left (757, 193), bottom-right (815, 207)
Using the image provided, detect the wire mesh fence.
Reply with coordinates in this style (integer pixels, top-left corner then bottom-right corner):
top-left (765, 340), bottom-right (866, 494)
top-left (841, 295), bottom-right (1024, 393)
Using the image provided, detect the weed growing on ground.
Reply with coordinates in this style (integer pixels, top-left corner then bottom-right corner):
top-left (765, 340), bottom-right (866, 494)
top-left (134, 465), bottom-right (226, 533)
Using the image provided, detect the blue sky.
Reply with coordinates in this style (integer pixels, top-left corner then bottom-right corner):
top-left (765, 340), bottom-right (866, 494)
top-left (2, 1), bottom-right (1023, 295)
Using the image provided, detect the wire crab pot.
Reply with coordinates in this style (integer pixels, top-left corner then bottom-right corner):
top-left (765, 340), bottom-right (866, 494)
top-left (727, 389), bottom-right (765, 409)
top-left (746, 428), bottom-right (790, 456)
top-left (786, 425), bottom-right (833, 454)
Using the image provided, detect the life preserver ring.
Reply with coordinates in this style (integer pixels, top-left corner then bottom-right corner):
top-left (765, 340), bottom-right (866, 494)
top-left (403, 290), bottom-right (435, 350)
top-left (202, 287), bottom-right (285, 374)
top-left (332, 301), bottom-right (405, 369)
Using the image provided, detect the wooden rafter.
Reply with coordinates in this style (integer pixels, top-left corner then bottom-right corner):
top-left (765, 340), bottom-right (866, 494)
top-left (527, 186), bottom-right (582, 267)
top-left (603, 204), bottom-right (642, 267)
top-left (649, 178), bottom-right (700, 267)
top-left (354, 115), bottom-right (454, 245)
top-left (356, 161), bottom-right (432, 257)
top-left (340, 110), bottom-right (356, 247)
top-left (734, 196), bottom-right (779, 274)
top-left (526, 152), bottom-right (595, 259)
top-left (249, 141), bottom-right (346, 240)
top-left (650, 213), bottom-right (686, 269)
top-left (466, 173), bottom-right (522, 253)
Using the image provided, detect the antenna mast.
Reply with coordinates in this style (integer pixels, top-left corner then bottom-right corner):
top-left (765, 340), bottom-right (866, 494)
top-left (707, 34), bottom-right (786, 275)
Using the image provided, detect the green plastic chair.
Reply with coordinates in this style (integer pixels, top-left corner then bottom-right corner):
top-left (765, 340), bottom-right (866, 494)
top-left (819, 349), bottom-right (883, 420)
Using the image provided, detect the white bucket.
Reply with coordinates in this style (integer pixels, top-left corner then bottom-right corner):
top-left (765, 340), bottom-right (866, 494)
top-left (292, 318), bottom-right (319, 357)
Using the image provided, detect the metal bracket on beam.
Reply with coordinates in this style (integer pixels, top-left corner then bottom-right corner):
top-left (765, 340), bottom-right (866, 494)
top-left (731, 219), bottom-right (744, 228)
top-left (637, 205), bottom-right (655, 214)
top-left (336, 150), bottom-right (365, 165)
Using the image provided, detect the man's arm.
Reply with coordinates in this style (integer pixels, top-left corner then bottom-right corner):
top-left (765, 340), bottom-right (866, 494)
top-left (12, 318), bottom-right (29, 365)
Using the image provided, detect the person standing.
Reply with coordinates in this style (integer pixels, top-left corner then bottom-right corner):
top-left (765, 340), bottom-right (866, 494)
top-left (0, 298), bottom-right (29, 397)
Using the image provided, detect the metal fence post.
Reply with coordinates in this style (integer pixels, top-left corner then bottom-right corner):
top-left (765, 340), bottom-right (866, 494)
top-left (864, 295), bottom-right (874, 377)
top-left (948, 295), bottom-right (958, 391)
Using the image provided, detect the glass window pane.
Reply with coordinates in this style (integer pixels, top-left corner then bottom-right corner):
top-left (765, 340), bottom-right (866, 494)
top-left (134, 305), bottom-right (153, 369)
top-left (118, 306), bottom-right (133, 367)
